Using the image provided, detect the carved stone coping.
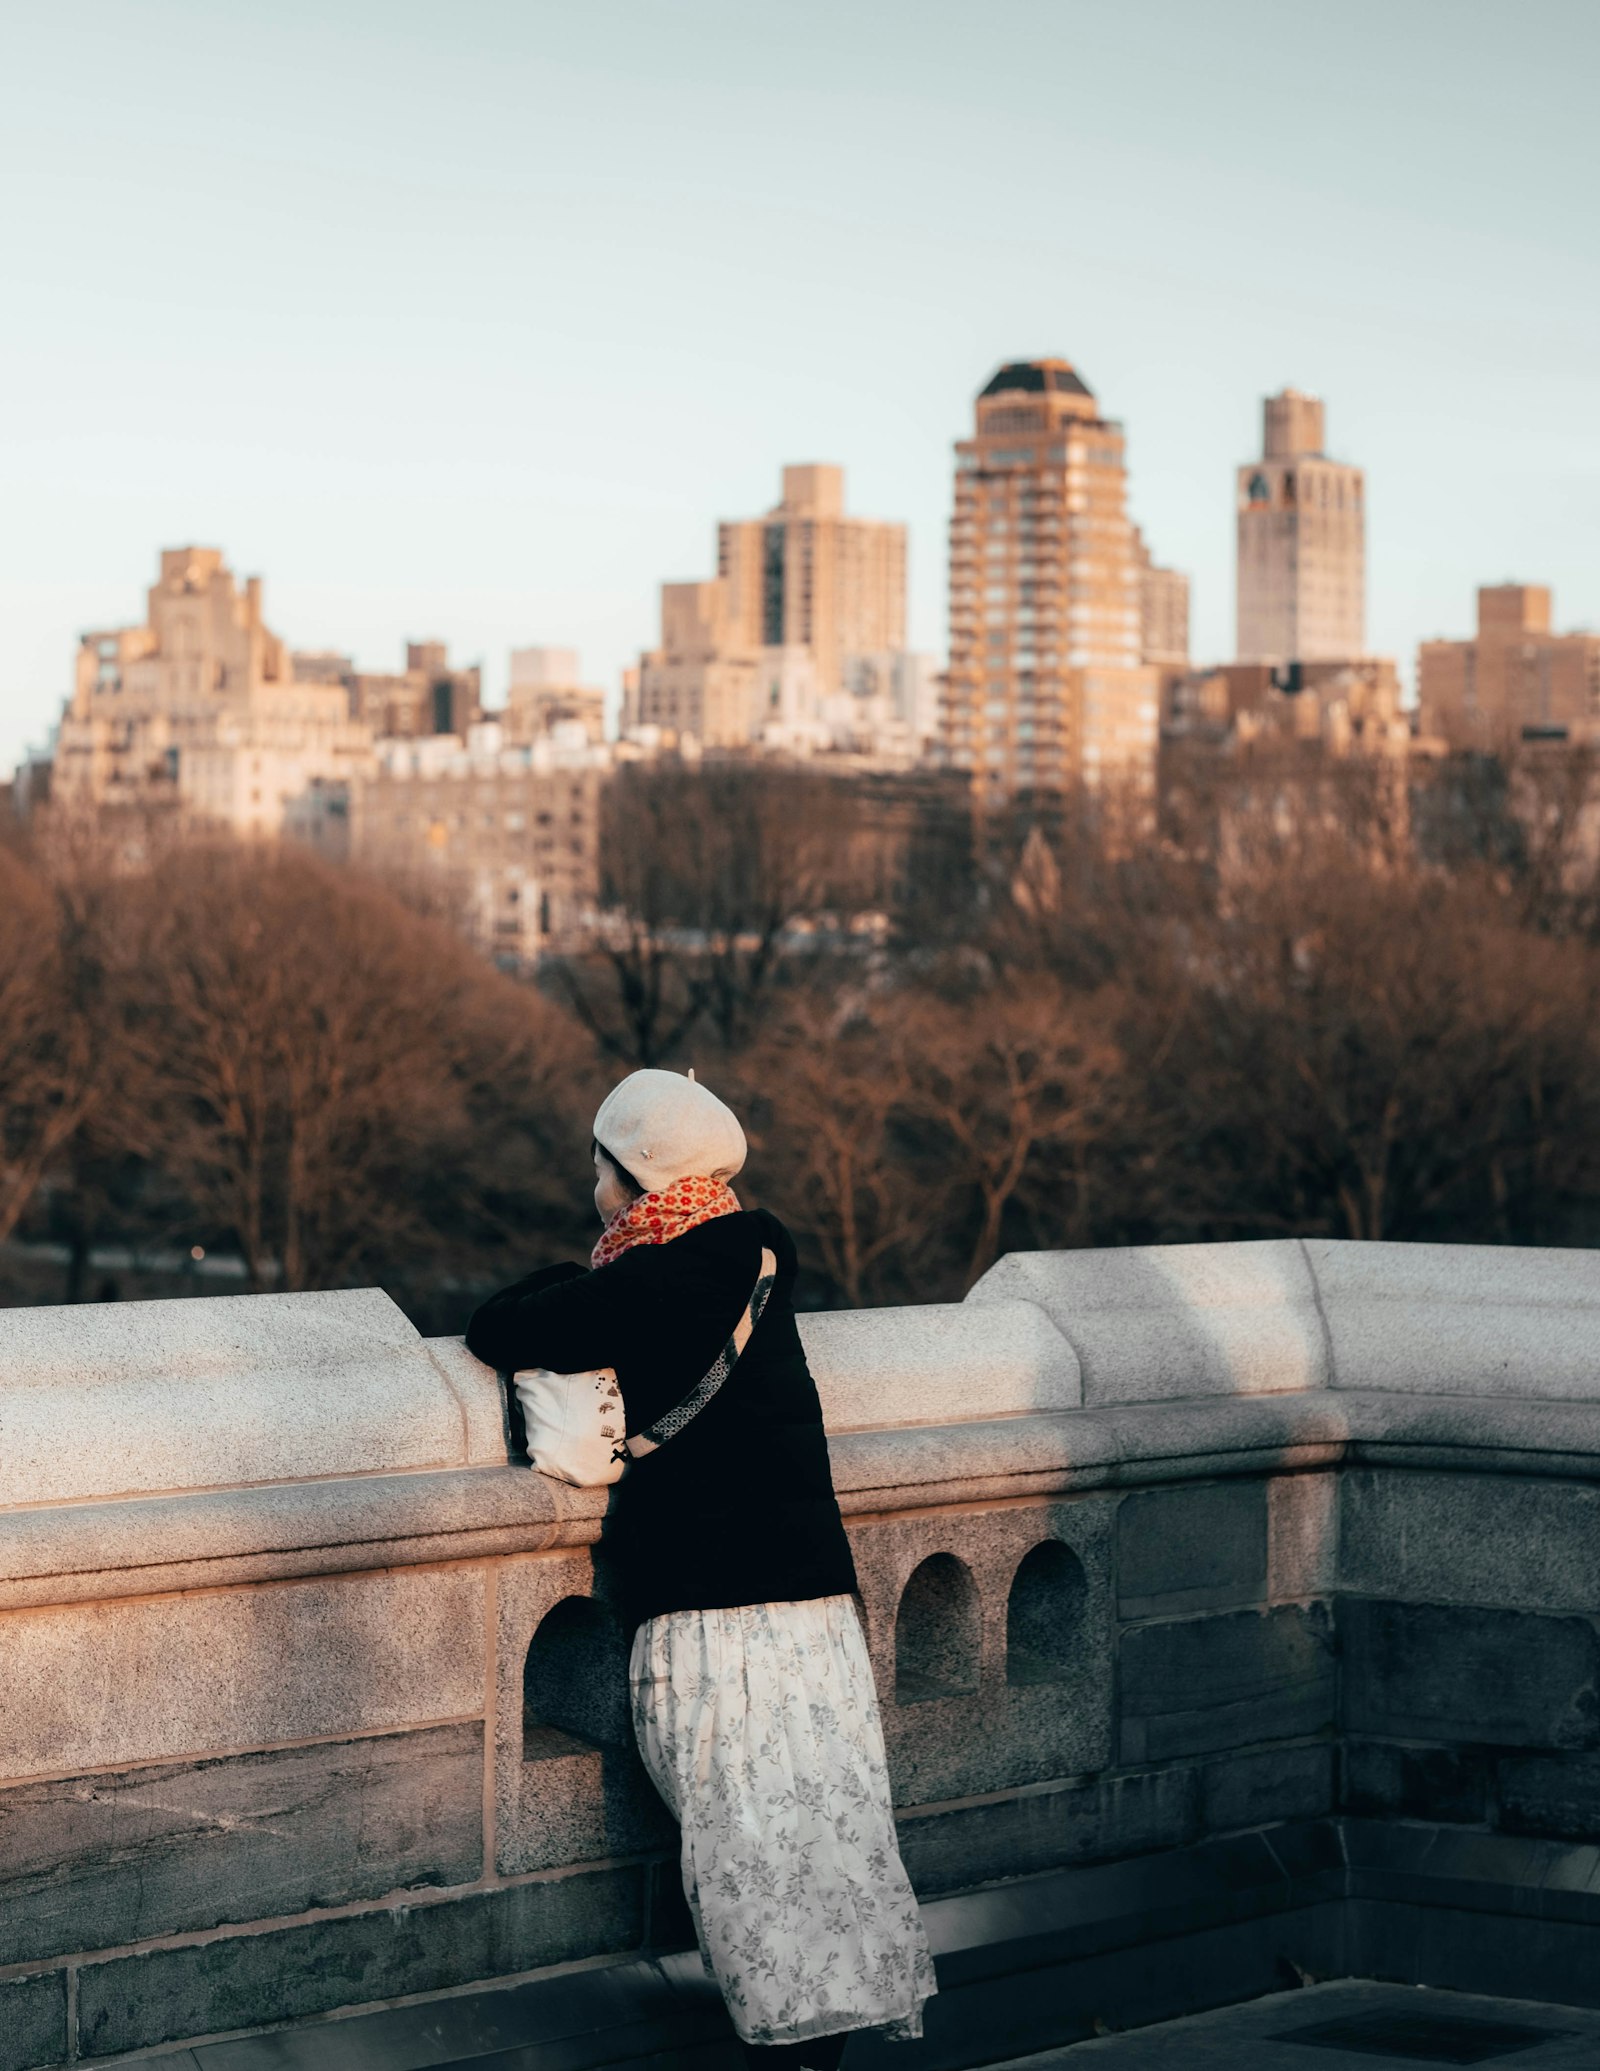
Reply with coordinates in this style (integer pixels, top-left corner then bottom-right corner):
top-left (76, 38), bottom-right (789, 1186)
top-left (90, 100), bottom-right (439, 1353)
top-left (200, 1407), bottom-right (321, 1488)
top-left (4, 1388), bottom-right (1600, 1609)
top-left (0, 1237), bottom-right (1594, 1519)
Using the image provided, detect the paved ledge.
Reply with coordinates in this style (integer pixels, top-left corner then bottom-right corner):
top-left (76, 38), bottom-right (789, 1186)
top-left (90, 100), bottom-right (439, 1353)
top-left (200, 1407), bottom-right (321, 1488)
top-left (67, 1828), bottom-right (1600, 2069)
top-left (1007, 1982), bottom-right (1600, 2069)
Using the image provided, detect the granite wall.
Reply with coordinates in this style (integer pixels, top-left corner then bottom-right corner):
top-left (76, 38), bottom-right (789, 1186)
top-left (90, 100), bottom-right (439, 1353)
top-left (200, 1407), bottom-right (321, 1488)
top-left (1, 1240), bottom-right (1598, 2069)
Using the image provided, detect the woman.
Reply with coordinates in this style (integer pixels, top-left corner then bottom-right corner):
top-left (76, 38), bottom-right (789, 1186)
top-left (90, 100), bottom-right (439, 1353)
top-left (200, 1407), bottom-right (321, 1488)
top-left (467, 1068), bottom-right (936, 2069)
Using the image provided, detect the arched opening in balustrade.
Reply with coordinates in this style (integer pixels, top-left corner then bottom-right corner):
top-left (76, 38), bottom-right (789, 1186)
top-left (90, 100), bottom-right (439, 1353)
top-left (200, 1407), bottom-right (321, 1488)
top-left (1006, 1539), bottom-right (1087, 1686)
top-left (895, 1553), bottom-right (981, 1705)
top-left (522, 1595), bottom-right (631, 1762)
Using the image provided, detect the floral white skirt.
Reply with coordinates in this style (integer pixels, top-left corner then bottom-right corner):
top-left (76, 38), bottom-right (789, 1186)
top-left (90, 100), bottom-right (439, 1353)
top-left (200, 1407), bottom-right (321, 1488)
top-left (629, 1593), bottom-right (937, 2048)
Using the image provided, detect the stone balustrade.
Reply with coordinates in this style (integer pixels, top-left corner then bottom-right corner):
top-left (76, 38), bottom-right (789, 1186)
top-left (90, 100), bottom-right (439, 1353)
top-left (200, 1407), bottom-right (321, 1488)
top-left (1, 1238), bottom-right (1598, 2068)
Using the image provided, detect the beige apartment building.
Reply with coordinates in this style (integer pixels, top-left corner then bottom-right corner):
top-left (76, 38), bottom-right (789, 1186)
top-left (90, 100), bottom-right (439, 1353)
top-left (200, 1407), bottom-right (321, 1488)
top-left (53, 548), bottom-right (371, 839)
top-left (630, 580), bottom-right (765, 748)
top-left (351, 728), bottom-right (604, 962)
top-left (716, 465), bottom-right (906, 698)
top-left (1133, 527), bottom-right (1191, 671)
top-left (506, 647), bottom-right (606, 745)
top-left (1169, 657), bottom-right (1406, 756)
top-left (942, 359), bottom-right (1161, 802)
top-left (1236, 390), bottom-right (1365, 664)
top-left (338, 641), bottom-right (482, 740)
top-left (1419, 585), bottom-right (1600, 749)
top-left (630, 463), bottom-right (917, 758)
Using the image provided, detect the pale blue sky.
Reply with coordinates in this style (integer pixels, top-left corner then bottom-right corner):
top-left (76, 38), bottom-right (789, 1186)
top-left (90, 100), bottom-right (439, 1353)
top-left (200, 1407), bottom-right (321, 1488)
top-left (3, 0), bottom-right (1597, 774)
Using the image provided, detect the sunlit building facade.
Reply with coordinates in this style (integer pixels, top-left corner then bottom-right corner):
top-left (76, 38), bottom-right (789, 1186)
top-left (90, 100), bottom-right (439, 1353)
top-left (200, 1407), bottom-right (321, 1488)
top-left (506, 647), bottom-right (606, 746)
top-left (351, 724), bottom-right (605, 962)
top-left (53, 547), bottom-right (371, 839)
top-left (1235, 390), bottom-right (1365, 664)
top-left (943, 360), bottom-right (1160, 803)
top-left (716, 465), bottom-right (906, 699)
top-left (1419, 585), bottom-right (1600, 748)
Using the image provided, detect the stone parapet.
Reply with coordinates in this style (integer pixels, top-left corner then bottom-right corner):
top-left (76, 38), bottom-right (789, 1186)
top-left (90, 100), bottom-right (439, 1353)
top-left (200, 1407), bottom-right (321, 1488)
top-left (0, 1287), bottom-right (469, 1506)
top-left (1, 1237), bottom-right (1598, 2065)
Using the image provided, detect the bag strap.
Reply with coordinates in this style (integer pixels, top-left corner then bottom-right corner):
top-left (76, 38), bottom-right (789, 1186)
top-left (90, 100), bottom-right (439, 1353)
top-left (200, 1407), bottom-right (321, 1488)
top-left (621, 1246), bottom-right (777, 1462)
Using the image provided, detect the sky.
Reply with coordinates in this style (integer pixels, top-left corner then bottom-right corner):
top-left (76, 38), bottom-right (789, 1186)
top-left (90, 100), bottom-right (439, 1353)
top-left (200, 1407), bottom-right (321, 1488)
top-left (3, 0), bottom-right (1598, 775)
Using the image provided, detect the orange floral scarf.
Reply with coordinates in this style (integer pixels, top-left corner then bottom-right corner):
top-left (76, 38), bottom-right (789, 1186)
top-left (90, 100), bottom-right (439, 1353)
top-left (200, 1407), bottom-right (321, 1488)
top-left (590, 1172), bottom-right (742, 1270)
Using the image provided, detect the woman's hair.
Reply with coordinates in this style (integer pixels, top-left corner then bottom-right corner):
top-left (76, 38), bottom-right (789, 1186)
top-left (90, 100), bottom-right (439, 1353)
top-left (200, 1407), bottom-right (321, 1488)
top-left (592, 1138), bottom-right (643, 1199)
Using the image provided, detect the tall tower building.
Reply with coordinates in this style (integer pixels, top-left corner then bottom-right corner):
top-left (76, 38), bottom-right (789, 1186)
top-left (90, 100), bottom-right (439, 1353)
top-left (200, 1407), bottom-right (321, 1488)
top-left (717, 465), bottom-right (906, 696)
top-left (1235, 389), bottom-right (1365, 663)
top-left (943, 359), bottom-right (1159, 802)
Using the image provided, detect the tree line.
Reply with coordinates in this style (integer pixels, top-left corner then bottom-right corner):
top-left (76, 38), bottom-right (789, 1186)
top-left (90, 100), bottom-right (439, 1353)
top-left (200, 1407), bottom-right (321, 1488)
top-left (5, 744), bottom-right (1600, 1326)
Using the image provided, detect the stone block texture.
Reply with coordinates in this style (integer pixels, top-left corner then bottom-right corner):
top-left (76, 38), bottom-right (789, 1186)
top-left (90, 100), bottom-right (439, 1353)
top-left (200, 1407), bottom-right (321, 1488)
top-left (1341, 1740), bottom-right (1490, 1826)
top-left (1496, 1753), bottom-right (1600, 1843)
top-left (424, 1334), bottom-right (516, 1464)
top-left (0, 1565), bottom-right (485, 1782)
top-left (849, 1499), bottom-right (1115, 1802)
top-left (1340, 1469), bottom-right (1600, 1612)
top-left (0, 1286), bottom-right (467, 1506)
top-left (1201, 1743), bottom-right (1336, 1835)
top-left (799, 1299), bottom-right (1081, 1427)
top-left (896, 1768), bottom-right (1200, 1897)
top-left (1340, 1599), bottom-right (1600, 1750)
top-left (1117, 1480), bottom-right (1267, 1617)
top-left (1305, 1236), bottom-right (1600, 1399)
top-left (75, 1862), bottom-right (645, 2057)
top-left (0, 1724), bottom-right (483, 1968)
top-left (1119, 1605), bottom-right (1336, 1763)
top-left (965, 1238), bottom-right (1328, 1403)
top-left (5, 1234), bottom-right (1600, 2057)
top-left (1268, 1471), bottom-right (1338, 1601)
top-left (495, 1548), bottom-right (672, 1877)
top-left (0, 1969), bottom-right (66, 2071)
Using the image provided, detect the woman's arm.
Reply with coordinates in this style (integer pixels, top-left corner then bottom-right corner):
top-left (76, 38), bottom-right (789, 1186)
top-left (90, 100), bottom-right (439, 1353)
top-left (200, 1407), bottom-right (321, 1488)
top-left (465, 1260), bottom-right (633, 1374)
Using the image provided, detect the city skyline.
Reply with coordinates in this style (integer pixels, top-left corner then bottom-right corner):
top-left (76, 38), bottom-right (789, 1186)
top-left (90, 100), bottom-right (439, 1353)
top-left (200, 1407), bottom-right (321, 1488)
top-left (3, 0), bottom-right (1597, 778)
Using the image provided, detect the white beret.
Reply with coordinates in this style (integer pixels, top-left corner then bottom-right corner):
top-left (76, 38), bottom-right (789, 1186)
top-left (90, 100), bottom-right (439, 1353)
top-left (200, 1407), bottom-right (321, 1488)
top-left (592, 1068), bottom-right (747, 1192)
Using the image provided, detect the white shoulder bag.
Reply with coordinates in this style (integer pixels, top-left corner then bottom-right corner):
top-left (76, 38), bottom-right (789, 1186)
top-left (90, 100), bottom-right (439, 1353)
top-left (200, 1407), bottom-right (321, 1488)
top-left (510, 1247), bottom-right (777, 1487)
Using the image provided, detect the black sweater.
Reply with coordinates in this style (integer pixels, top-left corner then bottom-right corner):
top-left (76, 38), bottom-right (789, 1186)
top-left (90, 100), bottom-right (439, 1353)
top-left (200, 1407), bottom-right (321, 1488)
top-left (465, 1209), bottom-right (858, 1630)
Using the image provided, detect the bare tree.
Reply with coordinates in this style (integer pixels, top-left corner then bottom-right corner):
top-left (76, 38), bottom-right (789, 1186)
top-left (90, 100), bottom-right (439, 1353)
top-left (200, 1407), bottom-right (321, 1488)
top-left (1123, 846), bottom-right (1600, 1246)
top-left (132, 847), bottom-right (592, 1292)
top-left (734, 993), bottom-right (950, 1307)
top-left (0, 847), bottom-right (103, 1246)
top-left (553, 762), bottom-right (867, 1065)
top-left (896, 976), bottom-right (1122, 1290)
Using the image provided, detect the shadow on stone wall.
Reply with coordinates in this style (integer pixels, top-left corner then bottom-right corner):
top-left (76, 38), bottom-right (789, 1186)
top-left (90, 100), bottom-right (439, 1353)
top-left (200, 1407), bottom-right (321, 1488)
top-left (517, 1595), bottom-right (671, 1869)
top-left (895, 1553), bottom-right (981, 1704)
top-left (1007, 1539), bottom-right (1088, 1686)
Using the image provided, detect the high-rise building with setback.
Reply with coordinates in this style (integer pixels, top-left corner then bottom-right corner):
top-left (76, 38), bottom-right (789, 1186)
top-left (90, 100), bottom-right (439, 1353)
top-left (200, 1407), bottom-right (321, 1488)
top-left (716, 465), bottom-right (906, 697)
top-left (943, 359), bottom-right (1159, 802)
top-left (1235, 389), bottom-right (1365, 664)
